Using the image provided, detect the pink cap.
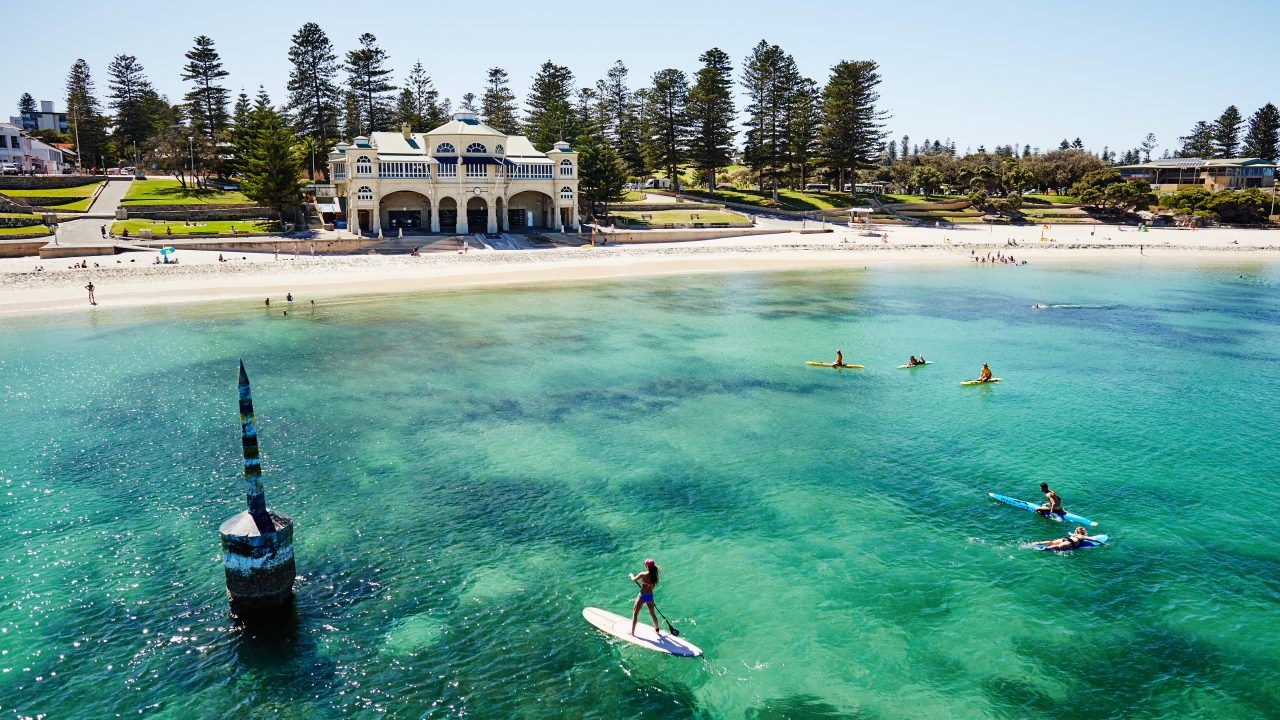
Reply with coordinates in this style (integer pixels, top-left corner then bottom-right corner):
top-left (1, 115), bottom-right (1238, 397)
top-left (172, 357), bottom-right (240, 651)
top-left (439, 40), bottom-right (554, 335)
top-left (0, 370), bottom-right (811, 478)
top-left (644, 558), bottom-right (655, 568)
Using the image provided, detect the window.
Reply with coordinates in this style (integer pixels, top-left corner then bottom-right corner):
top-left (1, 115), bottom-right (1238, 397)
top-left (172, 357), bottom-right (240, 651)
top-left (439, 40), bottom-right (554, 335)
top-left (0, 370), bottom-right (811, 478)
top-left (356, 186), bottom-right (374, 201)
top-left (435, 143), bottom-right (455, 154)
top-left (465, 162), bottom-right (487, 178)
top-left (355, 155), bottom-right (372, 175)
top-left (510, 163), bottom-right (553, 179)
top-left (495, 144), bottom-right (504, 155)
top-left (465, 142), bottom-right (487, 154)
top-left (332, 164), bottom-right (346, 179)
top-left (379, 161), bottom-right (430, 178)
top-left (437, 162), bottom-right (457, 178)
top-left (559, 159), bottom-right (574, 177)
top-left (560, 186), bottom-right (573, 201)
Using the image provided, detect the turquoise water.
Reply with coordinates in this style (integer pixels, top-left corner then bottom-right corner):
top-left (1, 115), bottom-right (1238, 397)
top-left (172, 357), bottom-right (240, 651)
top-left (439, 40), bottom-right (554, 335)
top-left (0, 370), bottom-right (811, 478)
top-left (2, 262), bottom-right (1279, 719)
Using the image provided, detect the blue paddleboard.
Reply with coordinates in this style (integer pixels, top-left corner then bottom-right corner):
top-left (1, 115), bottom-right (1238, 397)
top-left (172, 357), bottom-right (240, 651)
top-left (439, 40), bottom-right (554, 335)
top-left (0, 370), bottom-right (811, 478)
top-left (988, 492), bottom-right (1098, 527)
top-left (1034, 534), bottom-right (1109, 551)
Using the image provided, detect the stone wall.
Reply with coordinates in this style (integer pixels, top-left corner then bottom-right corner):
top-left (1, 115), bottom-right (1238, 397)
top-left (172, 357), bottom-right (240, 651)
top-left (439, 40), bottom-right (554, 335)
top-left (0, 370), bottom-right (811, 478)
top-left (122, 204), bottom-right (274, 221)
top-left (588, 226), bottom-right (782, 244)
top-left (0, 175), bottom-right (107, 190)
top-left (12, 196), bottom-right (85, 207)
top-left (0, 238), bottom-right (50, 257)
top-left (0, 215), bottom-right (42, 228)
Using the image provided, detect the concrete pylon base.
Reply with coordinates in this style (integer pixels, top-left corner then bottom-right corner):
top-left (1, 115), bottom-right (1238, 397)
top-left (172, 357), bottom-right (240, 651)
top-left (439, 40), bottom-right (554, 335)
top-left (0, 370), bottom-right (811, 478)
top-left (220, 509), bottom-right (296, 609)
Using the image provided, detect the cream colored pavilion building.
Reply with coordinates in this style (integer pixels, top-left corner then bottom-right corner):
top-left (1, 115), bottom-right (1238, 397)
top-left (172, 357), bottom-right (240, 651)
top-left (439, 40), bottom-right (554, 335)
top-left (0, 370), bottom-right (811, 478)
top-left (328, 112), bottom-right (580, 235)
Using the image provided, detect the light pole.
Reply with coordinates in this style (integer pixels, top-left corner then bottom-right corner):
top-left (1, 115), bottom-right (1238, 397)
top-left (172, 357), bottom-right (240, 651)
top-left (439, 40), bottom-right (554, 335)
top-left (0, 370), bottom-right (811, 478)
top-left (188, 136), bottom-right (195, 186)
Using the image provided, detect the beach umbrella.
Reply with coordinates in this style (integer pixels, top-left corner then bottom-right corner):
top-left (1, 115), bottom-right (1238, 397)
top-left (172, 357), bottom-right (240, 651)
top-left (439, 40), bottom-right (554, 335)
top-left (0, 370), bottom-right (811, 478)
top-left (160, 246), bottom-right (176, 255)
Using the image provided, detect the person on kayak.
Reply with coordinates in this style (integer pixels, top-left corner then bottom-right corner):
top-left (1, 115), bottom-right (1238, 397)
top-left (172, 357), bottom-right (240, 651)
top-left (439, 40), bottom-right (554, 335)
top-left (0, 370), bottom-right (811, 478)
top-left (835, 349), bottom-right (844, 367)
top-left (978, 363), bottom-right (993, 382)
top-left (629, 559), bottom-right (661, 636)
top-left (908, 355), bottom-right (919, 366)
top-left (1036, 482), bottom-right (1064, 517)
top-left (1037, 526), bottom-right (1099, 550)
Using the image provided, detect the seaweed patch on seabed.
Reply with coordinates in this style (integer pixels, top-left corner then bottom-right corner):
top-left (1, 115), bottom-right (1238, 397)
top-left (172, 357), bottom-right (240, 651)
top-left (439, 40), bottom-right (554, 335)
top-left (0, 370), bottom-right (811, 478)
top-left (433, 473), bottom-right (617, 550)
top-left (746, 694), bottom-right (877, 720)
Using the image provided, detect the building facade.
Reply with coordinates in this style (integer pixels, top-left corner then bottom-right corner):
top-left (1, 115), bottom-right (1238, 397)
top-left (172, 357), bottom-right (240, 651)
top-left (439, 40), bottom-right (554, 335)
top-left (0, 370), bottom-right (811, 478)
top-left (0, 123), bottom-right (71, 173)
top-left (328, 113), bottom-right (580, 235)
top-left (9, 100), bottom-right (69, 134)
top-left (1116, 157), bottom-right (1276, 192)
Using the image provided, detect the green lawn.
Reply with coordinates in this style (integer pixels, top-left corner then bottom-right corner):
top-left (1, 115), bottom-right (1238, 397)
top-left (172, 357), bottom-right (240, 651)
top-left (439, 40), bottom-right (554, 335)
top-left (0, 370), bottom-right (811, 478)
top-left (879, 194), bottom-right (967, 204)
top-left (0, 182), bottom-right (101, 198)
top-left (110, 219), bottom-right (279, 237)
top-left (1023, 194), bottom-right (1079, 204)
top-left (47, 197), bottom-right (93, 212)
top-left (0, 224), bottom-right (50, 236)
top-left (675, 187), bottom-right (856, 212)
top-left (121, 179), bottom-right (250, 205)
top-left (612, 210), bottom-right (747, 225)
top-left (620, 190), bottom-right (647, 202)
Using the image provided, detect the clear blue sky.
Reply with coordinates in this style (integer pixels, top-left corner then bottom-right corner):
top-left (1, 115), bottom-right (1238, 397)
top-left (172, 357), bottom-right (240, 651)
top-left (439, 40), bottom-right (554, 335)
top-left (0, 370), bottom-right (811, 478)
top-left (7, 0), bottom-right (1278, 156)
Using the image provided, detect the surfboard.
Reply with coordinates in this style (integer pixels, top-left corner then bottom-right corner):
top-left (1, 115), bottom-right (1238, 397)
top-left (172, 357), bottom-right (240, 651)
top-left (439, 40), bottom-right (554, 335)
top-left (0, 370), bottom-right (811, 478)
top-left (988, 492), bottom-right (1099, 526)
top-left (1034, 534), bottom-right (1109, 551)
top-left (897, 361), bottom-right (933, 368)
top-left (960, 378), bottom-right (1002, 385)
top-left (806, 361), bottom-right (864, 368)
top-left (583, 607), bottom-right (703, 657)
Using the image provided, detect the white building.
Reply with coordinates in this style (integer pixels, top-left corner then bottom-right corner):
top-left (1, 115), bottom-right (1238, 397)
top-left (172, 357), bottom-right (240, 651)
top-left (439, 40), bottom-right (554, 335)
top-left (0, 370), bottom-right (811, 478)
top-left (0, 123), bottom-right (72, 174)
top-left (329, 113), bottom-right (580, 235)
top-left (10, 100), bottom-right (69, 134)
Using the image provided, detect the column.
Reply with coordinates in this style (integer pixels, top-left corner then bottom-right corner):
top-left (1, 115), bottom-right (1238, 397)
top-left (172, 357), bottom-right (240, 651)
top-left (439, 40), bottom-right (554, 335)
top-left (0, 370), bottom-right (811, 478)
top-left (430, 196), bottom-right (440, 233)
top-left (500, 199), bottom-right (509, 232)
top-left (370, 195), bottom-right (381, 235)
top-left (459, 200), bottom-right (470, 235)
top-left (486, 198), bottom-right (498, 234)
top-left (553, 199), bottom-right (563, 231)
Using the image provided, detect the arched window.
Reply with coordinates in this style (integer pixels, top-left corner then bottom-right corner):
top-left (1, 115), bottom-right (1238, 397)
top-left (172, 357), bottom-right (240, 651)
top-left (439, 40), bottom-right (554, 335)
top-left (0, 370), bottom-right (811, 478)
top-left (435, 142), bottom-right (455, 154)
top-left (356, 186), bottom-right (374, 201)
top-left (560, 186), bottom-right (574, 201)
top-left (465, 142), bottom-right (487, 154)
top-left (559, 159), bottom-right (574, 177)
top-left (495, 144), bottom-right (504, 155)
top-left (355, 155), bottom-right (373, 175)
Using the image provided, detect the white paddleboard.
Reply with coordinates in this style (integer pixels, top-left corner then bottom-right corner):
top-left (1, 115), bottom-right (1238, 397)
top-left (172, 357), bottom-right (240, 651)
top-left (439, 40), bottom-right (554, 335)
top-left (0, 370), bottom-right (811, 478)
top-left (583, 607), bottom-right (703, 657)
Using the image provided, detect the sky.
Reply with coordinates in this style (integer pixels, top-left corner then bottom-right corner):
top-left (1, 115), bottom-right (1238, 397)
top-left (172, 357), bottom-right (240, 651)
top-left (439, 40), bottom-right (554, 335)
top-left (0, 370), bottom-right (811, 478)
top-left (6, 0), bottom-right (1278, 157)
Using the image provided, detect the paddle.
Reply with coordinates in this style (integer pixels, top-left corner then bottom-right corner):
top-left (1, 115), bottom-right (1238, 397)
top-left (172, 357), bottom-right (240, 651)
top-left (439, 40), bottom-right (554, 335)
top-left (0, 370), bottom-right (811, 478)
top-left (633, 578), bottom-right (681, 637)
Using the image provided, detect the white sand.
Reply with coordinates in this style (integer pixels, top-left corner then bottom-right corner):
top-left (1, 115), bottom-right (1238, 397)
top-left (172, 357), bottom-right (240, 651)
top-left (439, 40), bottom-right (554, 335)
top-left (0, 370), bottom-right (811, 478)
top-left (3, 223), bottom-right (1278, 316)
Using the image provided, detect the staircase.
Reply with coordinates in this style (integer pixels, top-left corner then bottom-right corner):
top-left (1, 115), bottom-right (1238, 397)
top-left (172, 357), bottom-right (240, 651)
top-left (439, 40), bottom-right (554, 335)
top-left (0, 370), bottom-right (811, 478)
top-left (360, 234), bottom-right (466, 254)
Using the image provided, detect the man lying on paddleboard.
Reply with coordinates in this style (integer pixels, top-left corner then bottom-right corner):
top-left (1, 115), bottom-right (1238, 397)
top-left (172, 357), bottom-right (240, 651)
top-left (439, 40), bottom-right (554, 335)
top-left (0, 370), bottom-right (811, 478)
top-left (1036, 526), bottom-right (1102, 550)
top-left (1036, 482), bottom-right (1065, 518)
top-left (629, 559), bottom-right (661, 637)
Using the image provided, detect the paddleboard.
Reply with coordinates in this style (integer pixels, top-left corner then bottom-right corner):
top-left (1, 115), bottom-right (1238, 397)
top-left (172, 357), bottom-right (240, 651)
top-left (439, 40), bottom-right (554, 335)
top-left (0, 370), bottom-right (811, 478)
top-left (897, 361), bottom-right (933, 369)
top-left (583, 607), bottom-right (703, 657)
top-left (960, 378), bottom-right (1002, 385)
top-left (806, 361), bottom-right (864, 368)
top-left (1034, 534), bottom-right (1109, 551)
top-left (989, 492), bottom-right (1099, 526)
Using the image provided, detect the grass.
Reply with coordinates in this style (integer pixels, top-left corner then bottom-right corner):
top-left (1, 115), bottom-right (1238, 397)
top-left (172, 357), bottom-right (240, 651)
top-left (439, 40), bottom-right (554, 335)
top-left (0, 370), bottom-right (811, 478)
top-left (0, 182), bottom-right (101, 198)
top-left (110, 219), bottom-right (279, 237)
top-left (611, 210), bottom-right (747, 225)
top-left (880, 194), bottom-right (967, 204)
top-left (0, 224), bottom-right (50, 236)
top-left (620, 190), bottom-right (647, 202)
top-left (1023, 194), bottom-right (1079, 204)
top-left (46, 197), bottom-right (93, 212)
top-left (675, 187), bottom-right (856, 212)
top-left (121, 179), bottom-right (250, 205)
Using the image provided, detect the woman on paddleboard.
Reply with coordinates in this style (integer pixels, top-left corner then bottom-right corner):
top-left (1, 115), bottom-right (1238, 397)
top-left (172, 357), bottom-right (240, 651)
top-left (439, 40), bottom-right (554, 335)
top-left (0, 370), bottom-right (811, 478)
top-left (1037, 526), bottom-right (1100, 550)
top-left (629, 559), bottom-right (661, 636)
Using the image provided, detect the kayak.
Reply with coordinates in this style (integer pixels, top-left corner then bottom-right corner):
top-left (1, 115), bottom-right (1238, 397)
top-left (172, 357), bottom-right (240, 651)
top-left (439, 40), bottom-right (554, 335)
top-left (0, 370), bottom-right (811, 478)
top-left (960, 378), bottom-right (1001, 385)
top-left (1034, 534), bottom-right (1109, 551)
top-left (806, 361), bottom-right (864, 368)
top-left (989, 492), bottom-right (1098, 526)
top-left (897, 362), bottom-right (933, 369)
top-left (582, 607), bottom-right (703, 657)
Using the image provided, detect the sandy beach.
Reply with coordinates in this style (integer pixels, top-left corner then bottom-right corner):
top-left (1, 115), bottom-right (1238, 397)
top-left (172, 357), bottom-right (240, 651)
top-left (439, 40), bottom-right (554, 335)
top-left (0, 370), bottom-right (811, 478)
top-left (3, 223), bottom-right (1278, 315)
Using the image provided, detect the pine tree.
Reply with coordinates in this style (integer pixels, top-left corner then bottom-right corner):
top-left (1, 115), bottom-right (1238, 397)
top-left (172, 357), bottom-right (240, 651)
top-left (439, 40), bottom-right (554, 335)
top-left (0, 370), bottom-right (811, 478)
top-left (524, 61), bottom-right (577, 150)
top-left (344, 33), bottom-right (395, 134)
top-left (1178, 121), bottom-right (1214, 157)
top-left (286, 22), bottom-right (341, 154)
top-left (18, 93), bottom-right (36, 115)
top-left (685, 48), bottom-right (736, 192)
top-left (594, 61), bottom-right (644, 176)
top-left (786, 77), bottom-right (821, 189)
top-left (1059, 139), bottom-right (1071, 150)
top-left (459, 92), bottom-right (477, 113)
top-left (818, 59), bottom-right (887, 192)
top-left (576, 121), bottom-right (627, 217)
top-left (574, 87), bottom-right (600, 135)
top-left (107, 54), bottom-right (156, 150)
top-left (393, 61), bottom-right (444, 130)
top-left (64, 59), bottom-right (112, 170)
top-left (1211, 105), bottom-right (1243, 158)
top-left (1071, 138), bottom-right (1084, 150)
top-left (741, 40), bottom-right (800, 199)
top-left (480, 67), bottom-right (519, 134)
top-left (241, 104), bottom-right (304, 224)
top-left (642, 69), bottom-right (691, 190)
top-left (900, 135), bottom-right (909, 159)
top-left (225, 91), bottom-right (254, 176)
top-left (181, 35), bottom-right (231, 140)
top-left (1241, 103), bottom-right (1279, 163)
top-left (1023, 144), bottom-right (1032, 158)
top-left (341, 90), bottom-right (361, 138)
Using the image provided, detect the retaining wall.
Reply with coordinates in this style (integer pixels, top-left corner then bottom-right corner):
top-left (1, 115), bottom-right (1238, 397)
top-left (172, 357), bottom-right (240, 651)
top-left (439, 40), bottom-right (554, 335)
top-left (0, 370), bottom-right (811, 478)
top-left (589, 226), bottom-right (783, 244)
top-left (122, 204), bottom-right (271, 221)
top-left (0, 215), bottom-right (42, 228)
top-left (0, 238), bottom-right (50, 257)
top-left (0, 175), bottom-right (107, 190)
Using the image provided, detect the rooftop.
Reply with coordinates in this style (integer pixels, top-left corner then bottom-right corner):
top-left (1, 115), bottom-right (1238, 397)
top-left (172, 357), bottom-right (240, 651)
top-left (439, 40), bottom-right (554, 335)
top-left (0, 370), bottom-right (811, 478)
top-left (1116, 157), bottom-right (1277, 170)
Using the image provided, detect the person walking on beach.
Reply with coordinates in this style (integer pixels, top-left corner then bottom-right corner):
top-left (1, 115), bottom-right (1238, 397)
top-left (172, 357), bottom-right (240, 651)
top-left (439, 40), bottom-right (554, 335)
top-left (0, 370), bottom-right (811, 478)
top-left (1036, 482), bottom-right (1064, 518)
top-left (629, 559), bottom-right (661, 637)
top-left (85, 281), bottom-right (96, 305)
top-left (99, 224), bottom-right (106, 238)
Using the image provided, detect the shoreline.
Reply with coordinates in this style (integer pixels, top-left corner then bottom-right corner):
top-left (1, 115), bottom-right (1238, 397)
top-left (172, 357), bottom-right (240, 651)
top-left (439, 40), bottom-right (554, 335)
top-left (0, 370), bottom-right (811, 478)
top-left (3, 225), bottom-right (1279, 316)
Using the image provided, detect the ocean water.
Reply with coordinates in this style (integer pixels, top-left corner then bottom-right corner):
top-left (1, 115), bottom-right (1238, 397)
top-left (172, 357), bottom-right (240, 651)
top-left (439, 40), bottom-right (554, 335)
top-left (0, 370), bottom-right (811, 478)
top-left (2, 261), bottom-right (1278, 720)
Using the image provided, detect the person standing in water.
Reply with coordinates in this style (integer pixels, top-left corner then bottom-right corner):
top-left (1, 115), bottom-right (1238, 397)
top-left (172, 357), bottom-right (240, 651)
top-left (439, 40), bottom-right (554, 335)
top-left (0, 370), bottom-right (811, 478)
top-left (85, 281), bottom-right (96, 305)
top-left (1036, 482), bottom-right (1064, 518)
top-left (629, 559), bottom-right (661, 636)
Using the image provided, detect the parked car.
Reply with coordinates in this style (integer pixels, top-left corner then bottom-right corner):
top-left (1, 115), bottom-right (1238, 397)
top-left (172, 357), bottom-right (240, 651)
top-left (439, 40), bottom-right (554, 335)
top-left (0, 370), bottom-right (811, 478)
top-left (0, 163), bottom-right (19, 175)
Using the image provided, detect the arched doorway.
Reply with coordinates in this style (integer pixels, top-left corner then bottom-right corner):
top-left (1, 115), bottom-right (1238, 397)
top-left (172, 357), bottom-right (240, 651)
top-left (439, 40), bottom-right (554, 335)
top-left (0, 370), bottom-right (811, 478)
top-left (466, 197), bottom-right (488, 234)
top-left (438, 197), bottom-right (458, 234)
top-left (379, 191), bottom-right (431, 233)
top-left (506, 190), bottom-right (553, 231)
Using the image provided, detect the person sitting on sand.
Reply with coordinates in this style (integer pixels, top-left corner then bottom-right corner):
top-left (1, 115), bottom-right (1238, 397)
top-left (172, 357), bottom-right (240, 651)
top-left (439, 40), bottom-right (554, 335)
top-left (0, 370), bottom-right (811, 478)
top-left (1036, 482), bottom-right (1064, 518)
top-left (629, 559), bottom-right (661, 637)
top-left (1036, 526), bottom-right (1098, 550)
top-left (978, 363), bottom-right (993, 382)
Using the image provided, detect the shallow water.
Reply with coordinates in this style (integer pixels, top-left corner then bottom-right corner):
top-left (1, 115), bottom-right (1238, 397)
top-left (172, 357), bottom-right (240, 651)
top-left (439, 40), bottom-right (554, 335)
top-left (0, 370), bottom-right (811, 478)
top-left (2, 261), bottom-right (1278, 719)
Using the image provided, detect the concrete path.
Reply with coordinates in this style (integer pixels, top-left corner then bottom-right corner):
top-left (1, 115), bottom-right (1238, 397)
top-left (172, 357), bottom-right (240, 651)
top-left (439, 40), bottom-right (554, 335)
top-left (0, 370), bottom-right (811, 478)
top-left (85, 177), bottom-right (132, 216)
top-left (45, 178), bottom-right (133, 250)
